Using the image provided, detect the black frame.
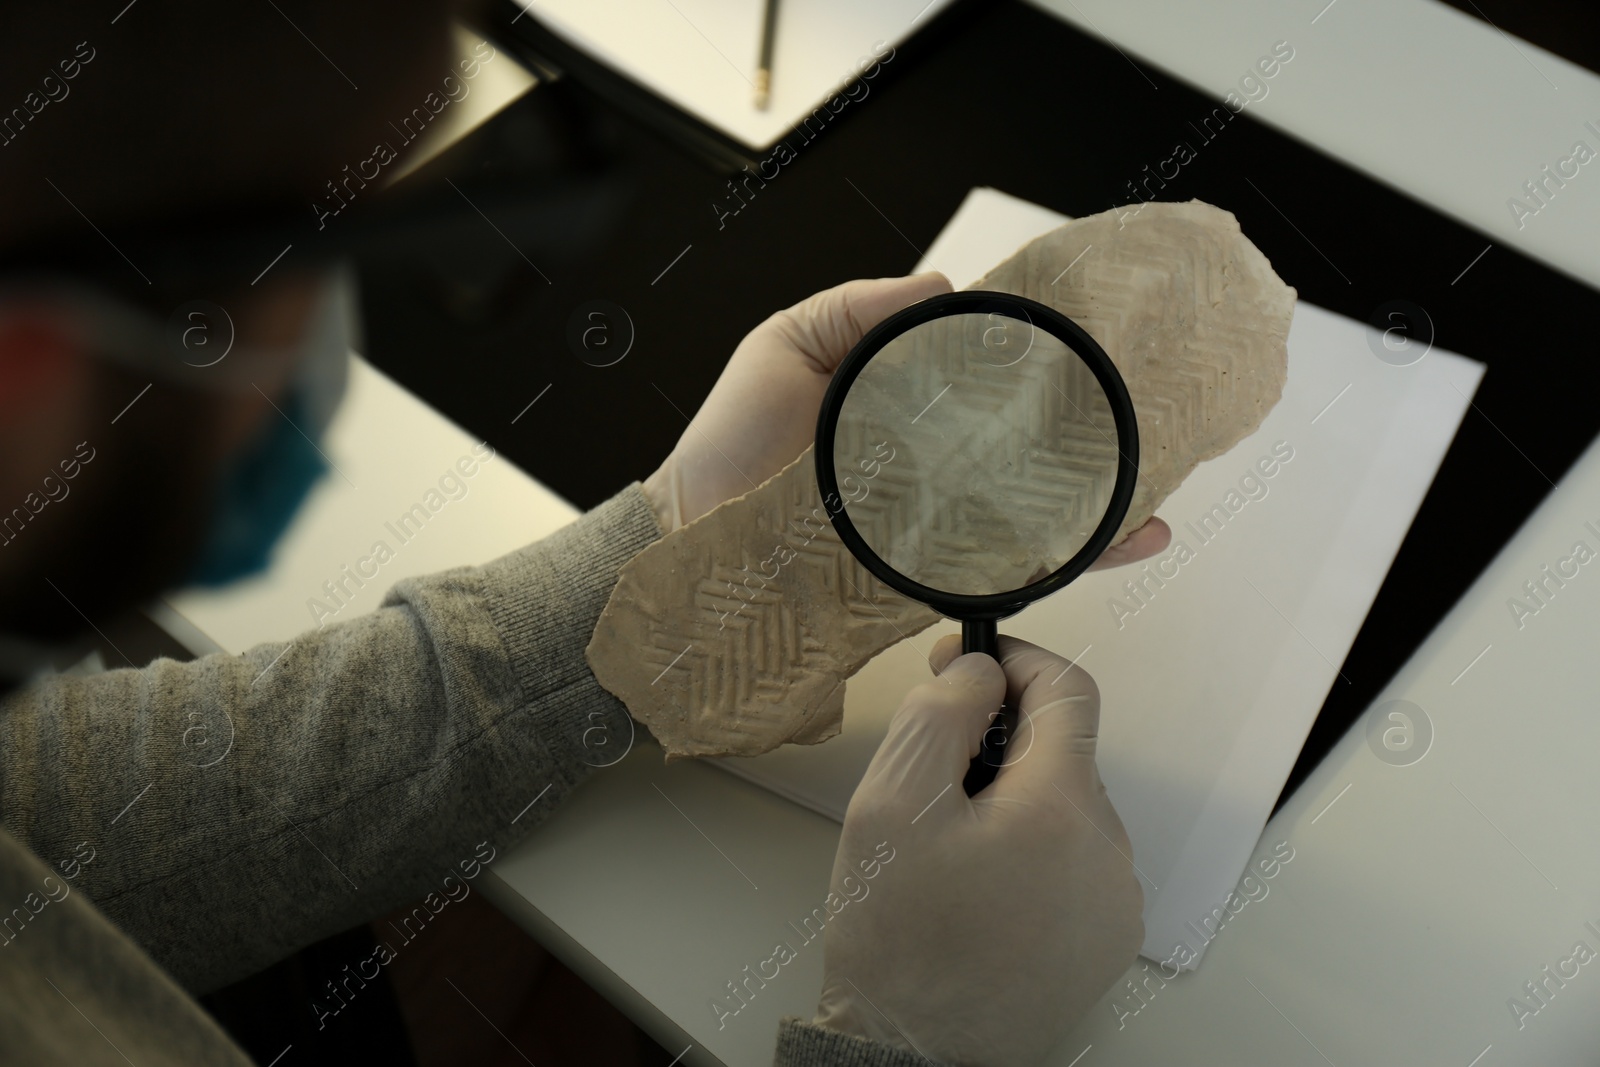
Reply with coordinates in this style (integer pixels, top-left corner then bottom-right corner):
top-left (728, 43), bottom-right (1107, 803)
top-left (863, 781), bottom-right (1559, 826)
top-left (813, 289), bottom-right (1141, 624)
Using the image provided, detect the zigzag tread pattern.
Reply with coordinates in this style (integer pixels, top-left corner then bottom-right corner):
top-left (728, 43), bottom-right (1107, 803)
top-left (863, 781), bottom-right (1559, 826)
top-left (587, 446), bottom-right (938, 759)
top-left (974, 201), bottom-right (1295, 542)
top-left (830, 318), bottom-right (1123, 595)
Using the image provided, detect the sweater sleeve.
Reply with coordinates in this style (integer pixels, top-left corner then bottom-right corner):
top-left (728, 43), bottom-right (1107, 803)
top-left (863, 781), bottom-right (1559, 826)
top-left (773, 1016), bottom-right (952, 1066)
top-left (0, 482), bottom-right (662, 994)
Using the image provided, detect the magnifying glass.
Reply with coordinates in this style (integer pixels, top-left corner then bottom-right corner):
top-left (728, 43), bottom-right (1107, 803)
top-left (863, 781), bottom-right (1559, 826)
top-left (814, 290), bottom-right (1139, 796)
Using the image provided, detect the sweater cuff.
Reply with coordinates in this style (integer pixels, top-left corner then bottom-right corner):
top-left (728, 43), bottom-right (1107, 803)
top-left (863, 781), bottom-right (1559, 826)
top-left (774, 1017), bottom-right (949, 1067)
top-left (477, 482), bottom-right (662, 775)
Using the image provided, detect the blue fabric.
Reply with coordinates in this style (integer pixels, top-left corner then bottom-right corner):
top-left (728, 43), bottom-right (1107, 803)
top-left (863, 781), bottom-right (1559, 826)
top-left (185, 389), bottom-right (328, 587)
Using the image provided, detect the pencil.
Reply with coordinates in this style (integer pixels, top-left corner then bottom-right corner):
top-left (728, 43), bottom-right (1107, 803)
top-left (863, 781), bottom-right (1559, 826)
top-left (754, 0), bottom-right (778, 109)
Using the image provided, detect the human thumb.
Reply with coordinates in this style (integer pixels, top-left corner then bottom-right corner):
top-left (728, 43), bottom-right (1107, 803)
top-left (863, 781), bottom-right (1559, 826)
top-left (775, 271), bottom-right (952, 373)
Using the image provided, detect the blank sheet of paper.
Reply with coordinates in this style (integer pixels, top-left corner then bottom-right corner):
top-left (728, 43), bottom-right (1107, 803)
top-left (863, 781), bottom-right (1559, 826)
top-left (712, 186), bottom-right (1486, 966)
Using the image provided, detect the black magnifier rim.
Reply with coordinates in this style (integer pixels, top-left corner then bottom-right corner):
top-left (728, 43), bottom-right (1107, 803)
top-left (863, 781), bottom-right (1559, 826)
top-left (814, 289), bottom-right (1140, 621)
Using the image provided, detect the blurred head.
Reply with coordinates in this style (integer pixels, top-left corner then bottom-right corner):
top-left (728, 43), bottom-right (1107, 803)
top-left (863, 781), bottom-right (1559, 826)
top-left (0, 0), bottom-right (469, 646)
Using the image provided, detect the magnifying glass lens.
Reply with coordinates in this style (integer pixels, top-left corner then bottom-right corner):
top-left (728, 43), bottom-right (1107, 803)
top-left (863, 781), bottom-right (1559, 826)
top-left (831, 309), bottom-right (1120, 598)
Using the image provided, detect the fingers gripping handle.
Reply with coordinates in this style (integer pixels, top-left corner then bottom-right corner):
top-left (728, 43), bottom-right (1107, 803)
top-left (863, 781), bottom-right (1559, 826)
top-left (961, 617), bottom-right (1012, 796)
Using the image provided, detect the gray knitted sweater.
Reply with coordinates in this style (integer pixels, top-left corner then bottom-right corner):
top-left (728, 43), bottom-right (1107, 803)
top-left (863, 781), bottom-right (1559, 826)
top-left (0, 483), bottom-right (934, 1067)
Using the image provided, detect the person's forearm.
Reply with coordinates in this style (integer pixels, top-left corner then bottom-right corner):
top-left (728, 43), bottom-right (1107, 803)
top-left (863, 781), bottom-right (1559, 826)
top-left (0, 483), bottom-right (661, 994)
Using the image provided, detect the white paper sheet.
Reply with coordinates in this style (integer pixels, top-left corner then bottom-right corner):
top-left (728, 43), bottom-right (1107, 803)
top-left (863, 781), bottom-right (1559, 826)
top-left (516, 0), bottom-right (954, 151)
top-left (713, 186), bottom-right (1487, 966)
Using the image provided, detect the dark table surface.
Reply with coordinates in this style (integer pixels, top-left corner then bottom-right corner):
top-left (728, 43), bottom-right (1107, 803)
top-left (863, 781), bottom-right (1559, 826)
top-left (355, 0), bottom-right (1600, 813)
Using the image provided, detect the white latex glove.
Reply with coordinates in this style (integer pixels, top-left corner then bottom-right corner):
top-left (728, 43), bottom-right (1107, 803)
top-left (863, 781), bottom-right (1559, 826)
top-left (641, 272), bottom-right (953, 533)
top-left (811, 635), bottom-right (1145, 1066)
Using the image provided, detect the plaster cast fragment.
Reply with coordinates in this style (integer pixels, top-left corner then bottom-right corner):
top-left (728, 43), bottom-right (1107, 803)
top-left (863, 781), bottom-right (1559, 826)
top-left (587, 201), bottom-right (1295, 759)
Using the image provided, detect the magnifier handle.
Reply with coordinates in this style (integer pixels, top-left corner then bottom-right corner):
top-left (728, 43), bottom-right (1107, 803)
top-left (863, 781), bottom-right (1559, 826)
top-left (960, 618), bottom-right (1012, 797)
